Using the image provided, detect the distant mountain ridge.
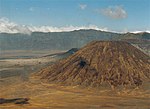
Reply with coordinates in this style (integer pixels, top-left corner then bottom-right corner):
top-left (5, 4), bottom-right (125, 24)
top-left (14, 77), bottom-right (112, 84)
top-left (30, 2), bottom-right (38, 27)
top-left (0, 29), bottom-right (149, 53)
top-left (43, 48), bottom-right (79, 59)
top-left (118, 32), bottom-right (150, 40)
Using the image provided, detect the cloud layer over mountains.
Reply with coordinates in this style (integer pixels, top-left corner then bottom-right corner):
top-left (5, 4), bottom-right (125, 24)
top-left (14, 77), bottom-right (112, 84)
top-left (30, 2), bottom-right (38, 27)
top-left (0, 18), bottom-right (108, 34)
top-left (0, 17), bottom-right (149, 34)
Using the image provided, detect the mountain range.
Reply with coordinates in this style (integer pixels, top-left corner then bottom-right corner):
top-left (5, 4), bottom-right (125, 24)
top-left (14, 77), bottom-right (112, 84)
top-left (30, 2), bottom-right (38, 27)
top-left (0, 29), bottom-right (149, 55)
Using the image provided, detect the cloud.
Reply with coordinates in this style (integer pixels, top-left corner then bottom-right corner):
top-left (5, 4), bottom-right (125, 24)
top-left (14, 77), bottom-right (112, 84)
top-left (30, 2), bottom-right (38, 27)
top-left (1, 17), bottom-right (149, 34)
top-left (79, 4), bottom-right (87, 10)
top-left (130, 30), bottom-right (150, 33)
top-left (0, 17), bottom-right (31, 34)
top-left (0, 17), bottom-right (108, 34)
top-left (96, 6), bottom-right (127, 19)
top-left (29, 7), bottom-right (34, 12)
top-left (28, 25), bottom-right (108, 32)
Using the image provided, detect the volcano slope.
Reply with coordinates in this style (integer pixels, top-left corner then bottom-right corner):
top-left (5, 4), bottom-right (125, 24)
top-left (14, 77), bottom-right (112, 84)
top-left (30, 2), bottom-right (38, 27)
top-left (36, 41), bottom-right (150, 89)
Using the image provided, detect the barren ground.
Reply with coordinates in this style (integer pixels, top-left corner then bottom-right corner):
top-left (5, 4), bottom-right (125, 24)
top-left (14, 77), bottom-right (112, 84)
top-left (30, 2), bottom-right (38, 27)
top-left (0, 50), bottom-right (150, 109)
top-left (0, 76), bottom-right (150, 109)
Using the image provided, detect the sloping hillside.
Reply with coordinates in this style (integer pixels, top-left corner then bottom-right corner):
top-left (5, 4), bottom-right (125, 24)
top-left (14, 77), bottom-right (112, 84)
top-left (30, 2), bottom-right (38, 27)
top-left (36, 41), bottom-right (150, 89)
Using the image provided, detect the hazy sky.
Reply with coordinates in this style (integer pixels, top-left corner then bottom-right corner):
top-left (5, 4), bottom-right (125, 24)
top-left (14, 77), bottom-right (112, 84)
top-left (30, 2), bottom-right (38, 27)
top-left (0, 0), bottom-right (150, 33)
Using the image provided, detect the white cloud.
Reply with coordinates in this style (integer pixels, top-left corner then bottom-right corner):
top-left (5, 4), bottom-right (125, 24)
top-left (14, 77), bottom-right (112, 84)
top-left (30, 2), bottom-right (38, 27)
top-left (0, 17), bottom-right (149, 34)
top-left (130, 30), bottom-right (150, 33)
top-left (96, 6), bottom-right (127, 19)
top-left (79, 4), bottom-right (87, 10)
top-left (28, 25), bottom-right (108, 32)
top-left (0, 17), bottom-right (108, 34)
top-left (29, 7), bottom-right (34, 12)
top-left (0, 17), bottom-right (31, 34)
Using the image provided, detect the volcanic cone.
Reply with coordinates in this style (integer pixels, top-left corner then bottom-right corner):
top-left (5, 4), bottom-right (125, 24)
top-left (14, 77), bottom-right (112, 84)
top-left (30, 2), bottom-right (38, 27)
top-left (36, 41), bottom-right (150, 89)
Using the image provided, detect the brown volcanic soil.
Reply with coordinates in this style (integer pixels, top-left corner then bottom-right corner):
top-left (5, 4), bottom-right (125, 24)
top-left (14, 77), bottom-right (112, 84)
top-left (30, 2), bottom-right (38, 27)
top-left (1, 77), bottom-right (150, 109)
top-left (36, 41), bottom-right (150, 89)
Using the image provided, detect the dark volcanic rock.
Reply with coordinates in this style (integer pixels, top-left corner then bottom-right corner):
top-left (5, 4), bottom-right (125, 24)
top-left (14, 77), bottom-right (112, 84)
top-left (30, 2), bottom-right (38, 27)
top-left (36, 41), bottom-right (150, 89)
top-left (0, 98), bottom-right (29, 104)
